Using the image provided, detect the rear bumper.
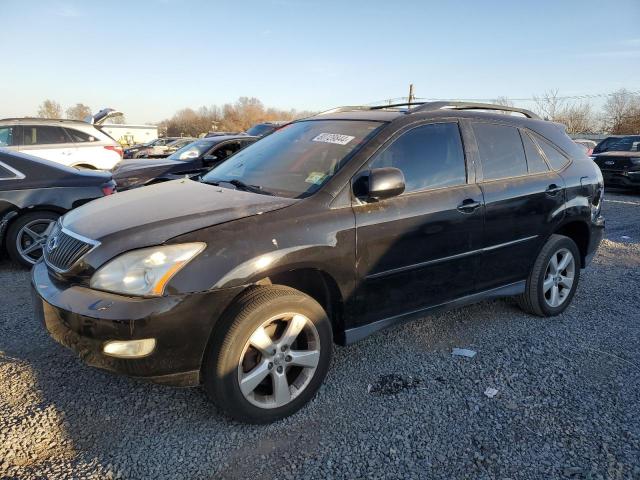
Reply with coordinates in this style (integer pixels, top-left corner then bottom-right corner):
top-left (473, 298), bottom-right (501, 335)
top-left (585, 214), bottom-right (605, 266)
top-left (31, 260), bottom-right (243, 386)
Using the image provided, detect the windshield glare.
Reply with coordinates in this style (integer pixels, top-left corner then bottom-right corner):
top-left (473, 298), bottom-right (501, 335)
top-left (169, 140), bottom-right (215, 161)
top-left (202, 120), bottom-right (383, 198)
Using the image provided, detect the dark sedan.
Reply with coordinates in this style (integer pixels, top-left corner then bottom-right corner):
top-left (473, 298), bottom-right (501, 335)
top-left (113, 135), bottom-right (257, 190)
top-left (0, 149), bottom-right (116, 266)
top-left (591, 135), bottom-right (640, 189)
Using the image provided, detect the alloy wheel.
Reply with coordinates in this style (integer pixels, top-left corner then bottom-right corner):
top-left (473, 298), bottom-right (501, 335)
top-left (16, 219), bottom-right (56, 265)
top-left (237, 313), bottom-right (320, 409)
top-left (543, 248), bottom-right (575, 308)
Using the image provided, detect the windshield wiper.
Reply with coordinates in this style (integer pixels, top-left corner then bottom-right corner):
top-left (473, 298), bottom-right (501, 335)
top-left (227, 179), bottom-right (275, 195)
top-left (201, 178), bottom-right (274, 196)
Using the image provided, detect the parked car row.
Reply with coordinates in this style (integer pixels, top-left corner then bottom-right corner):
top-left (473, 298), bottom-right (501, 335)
top-left (113, 134), bottom-right (257, 190)
top-left (0, 113), bottom-right (123, 170)
top-left (27, 101), bottom-right (605, 424)
top-left (590, 135), bottom-right (640, 189)
top-left (123, 137), bottom-right (197, 159)
top-left (0, 150), bottom-right (116, 266)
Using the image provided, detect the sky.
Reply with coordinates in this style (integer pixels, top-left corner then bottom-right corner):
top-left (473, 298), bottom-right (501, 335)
top-left (1, 0), bottom-right (639, 124)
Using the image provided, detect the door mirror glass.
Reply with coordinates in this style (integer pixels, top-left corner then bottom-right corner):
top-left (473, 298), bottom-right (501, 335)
top-left (356, 167), bottom-right (405, 201)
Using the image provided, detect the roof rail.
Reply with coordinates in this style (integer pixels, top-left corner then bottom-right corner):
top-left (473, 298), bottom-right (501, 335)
top-left (0, 117), bottom-right (85, 123)
top-left (313, 101), bottom-right (540, 119)
top-left (410, 101), bottom-right (540, 119)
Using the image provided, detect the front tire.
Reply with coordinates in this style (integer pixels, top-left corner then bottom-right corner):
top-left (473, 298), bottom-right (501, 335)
top-left (202, 286), bottom-right (332, 423)
top-left (517, 234), bottom-right (581, 317)
top-left (6, 211), bottom-right (60, 268)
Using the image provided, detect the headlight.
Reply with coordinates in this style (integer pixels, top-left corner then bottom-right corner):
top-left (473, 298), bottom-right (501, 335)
top-left (630, 157), bottom-right (640, 166)
top-left (90, 243), bottom-right (205, 296)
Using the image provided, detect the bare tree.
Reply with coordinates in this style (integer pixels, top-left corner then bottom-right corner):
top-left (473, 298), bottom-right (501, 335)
top-left (533, 89), bottom-right (563, 120)
top-left (555, 102), bottom-right (595, 134)
top-left (532, 90), bottom-right (597, 133)
top-left (104, 114), bottom-right (126, 125)
top-left (37, 99), bottom-right (62, 119)
top-left (602, 89), bottom-right (640, 134)
top-left (493, 96), bottom-right (514, 108)
top-left (66, 103), bottom-right (92, 121)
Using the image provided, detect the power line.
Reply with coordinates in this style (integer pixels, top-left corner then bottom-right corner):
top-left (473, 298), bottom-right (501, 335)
top-left (366, 90), bottom-right (640, 106)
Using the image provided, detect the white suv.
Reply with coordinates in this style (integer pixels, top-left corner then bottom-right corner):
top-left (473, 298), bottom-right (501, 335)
top-left (0, 111), bottom-right (123, 170)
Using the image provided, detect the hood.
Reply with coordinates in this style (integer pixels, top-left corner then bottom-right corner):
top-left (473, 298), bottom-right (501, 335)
top-left (61, 179), bottom-right (296, 260)
top-left (593, 151), bottom-right (640, 158)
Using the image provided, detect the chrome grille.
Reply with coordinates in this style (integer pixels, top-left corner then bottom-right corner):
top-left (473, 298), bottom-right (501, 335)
top-left (44, 223), bottom-right (96, 272)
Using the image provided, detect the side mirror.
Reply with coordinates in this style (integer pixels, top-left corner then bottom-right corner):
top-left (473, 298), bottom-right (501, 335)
top-left (203, 154), bottom-right (218, 163)
top-left (355, 167), bottom-right (405, 201)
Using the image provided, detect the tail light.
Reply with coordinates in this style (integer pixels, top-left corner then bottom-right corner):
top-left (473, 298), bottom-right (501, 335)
top-left (104, 145), bottom-right (124, 159)
top-left (101, 180), bottom-right (117, 196)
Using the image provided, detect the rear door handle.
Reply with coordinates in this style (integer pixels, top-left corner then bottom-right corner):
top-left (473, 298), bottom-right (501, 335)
top-left (457, 198), bottom-right (481, 214)
top-left (545, 184), bottom-right (562, 196)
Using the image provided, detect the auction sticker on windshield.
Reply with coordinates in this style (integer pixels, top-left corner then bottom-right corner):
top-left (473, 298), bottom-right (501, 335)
top-left (312, 133), bottom-right (355, 145)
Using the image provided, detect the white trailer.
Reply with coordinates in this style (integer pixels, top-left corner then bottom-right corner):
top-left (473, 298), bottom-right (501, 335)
top-left (100, 124), bottom-right (158, 146)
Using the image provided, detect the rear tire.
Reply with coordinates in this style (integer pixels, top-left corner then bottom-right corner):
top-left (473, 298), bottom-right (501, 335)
top-left (202, 286), bottom-right (332, 424)
top-left (517, 234), bottom-right (581, 317)
top-left (6, 211), bottom-right (60, 268)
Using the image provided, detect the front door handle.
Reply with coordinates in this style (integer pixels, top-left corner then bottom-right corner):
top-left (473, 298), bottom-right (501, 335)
top-left (545, 184), bottom-right (562, 196)
top-left (457, 198), bottom-right (481, 214)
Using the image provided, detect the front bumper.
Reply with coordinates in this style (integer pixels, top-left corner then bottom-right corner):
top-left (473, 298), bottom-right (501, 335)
top-left (601, 170), bottom-right (640, 188)
top-left (31, 260), bottom-right (243, 386)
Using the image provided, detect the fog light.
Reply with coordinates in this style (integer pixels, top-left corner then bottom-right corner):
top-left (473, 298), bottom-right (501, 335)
top-left (103, 339), bottom-right (156, 358)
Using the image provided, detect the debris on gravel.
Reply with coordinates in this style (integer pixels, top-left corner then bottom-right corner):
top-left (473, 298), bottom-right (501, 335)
top-left (367, 374), bottom-right (423, 395)
top-left (1, 192), bottom-right (639, 479)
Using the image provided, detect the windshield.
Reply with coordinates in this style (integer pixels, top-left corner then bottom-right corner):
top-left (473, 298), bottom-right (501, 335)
top-left (595, 136), bottom-right (640, 153)
top-left (202, 120), bottom-right (384, 198)
top-left (168, 139), bottom-right (215, 161)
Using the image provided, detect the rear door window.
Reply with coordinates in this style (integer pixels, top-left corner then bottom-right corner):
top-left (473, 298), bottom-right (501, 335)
top-left (520, 130), bottom-right (549, 174)
top-left (472, 123), bottom-right (527, 180)
top-left (211, 141), bottom-right (243, 161)
top-left (533, 134), bottom-right (570, 170)
top-left (367, 122), bottom-right (467, 193)
top-left (22, 126), bottom-right (71, 145)
top-left (65, 128), bottom-right (98, 143)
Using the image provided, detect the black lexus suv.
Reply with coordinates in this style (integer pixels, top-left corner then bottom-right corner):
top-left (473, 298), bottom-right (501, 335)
top-left (32, 102), bottom-right (605, 423)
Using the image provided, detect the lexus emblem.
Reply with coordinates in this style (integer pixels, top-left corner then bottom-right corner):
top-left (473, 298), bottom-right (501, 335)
top-left (604, 160), bottom-right (615, 165)
top-left (47, 235), bottom-right (59, 253)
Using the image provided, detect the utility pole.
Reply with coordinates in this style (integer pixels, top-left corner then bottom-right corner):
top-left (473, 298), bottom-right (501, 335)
top-left (408, 84), bottom-right (415, 105)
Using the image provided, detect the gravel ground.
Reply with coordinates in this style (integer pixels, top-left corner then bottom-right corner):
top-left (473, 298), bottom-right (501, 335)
top-left (1, 191), bottom-right (639, 480)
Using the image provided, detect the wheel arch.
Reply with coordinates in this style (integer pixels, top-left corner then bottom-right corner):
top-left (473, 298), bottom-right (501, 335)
top-left (257, 268), bottom-right (346, 344)
top-left (553, 219), bottom-right (590, 267)
top-left (1, 206), bottom-right (65, 251)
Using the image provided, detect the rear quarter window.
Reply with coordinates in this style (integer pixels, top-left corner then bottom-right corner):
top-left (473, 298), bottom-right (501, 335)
top-left (0, 161), bottom-right (24, 180)
top-left (532, 134), bottom-right (570, 170)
